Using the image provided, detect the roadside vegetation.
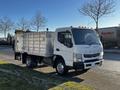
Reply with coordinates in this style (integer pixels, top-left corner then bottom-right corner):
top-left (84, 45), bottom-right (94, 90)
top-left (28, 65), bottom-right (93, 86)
top-left (0, 60), bottom-right (93, 90)
top-left (49, 81), bottom-right (93, 90)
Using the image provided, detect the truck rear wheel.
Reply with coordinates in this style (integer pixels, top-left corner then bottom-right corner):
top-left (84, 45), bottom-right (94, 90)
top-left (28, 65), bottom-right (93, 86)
top-left (15, 53), bottom-right (21, 60)
top-left (14, 52), bottom-right (17, 60)
top-left (55, 60), bottom-right (68, 75)
top-left (26, 56), bottom-right (38, 68)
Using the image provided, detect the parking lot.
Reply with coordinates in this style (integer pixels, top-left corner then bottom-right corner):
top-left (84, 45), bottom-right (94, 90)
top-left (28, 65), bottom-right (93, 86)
top-left (0, 46), bottom-right (120, 90)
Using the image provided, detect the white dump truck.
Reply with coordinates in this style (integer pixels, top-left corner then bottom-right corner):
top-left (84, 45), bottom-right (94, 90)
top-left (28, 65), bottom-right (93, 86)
top-left (14, 27), bottom-right (103, 75)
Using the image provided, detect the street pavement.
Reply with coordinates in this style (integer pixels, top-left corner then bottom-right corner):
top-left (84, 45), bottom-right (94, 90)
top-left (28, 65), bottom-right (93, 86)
top-left (102, 53), bottom-right (120, 72)
top-left (0, 46), bottom-right (120, 90)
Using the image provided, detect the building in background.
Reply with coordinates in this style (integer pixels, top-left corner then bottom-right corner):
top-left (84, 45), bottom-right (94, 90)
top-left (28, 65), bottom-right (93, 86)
top-left (98, 26), bottom-right (120, 48)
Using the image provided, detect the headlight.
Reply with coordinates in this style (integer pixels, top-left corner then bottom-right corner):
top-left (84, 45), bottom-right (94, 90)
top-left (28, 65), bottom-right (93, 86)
top-left (100, 52), bottom-right (104, 56)
top-left (73, 53), bottom-right (82, 62)
top-left (100, 52), bottom-right (104, 59)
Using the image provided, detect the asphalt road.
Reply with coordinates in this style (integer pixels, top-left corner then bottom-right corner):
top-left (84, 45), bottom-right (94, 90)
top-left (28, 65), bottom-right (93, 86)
top-left (102, 53), bottom-right (120, 72)
top-left (0, 46), bottom-right (120, 90)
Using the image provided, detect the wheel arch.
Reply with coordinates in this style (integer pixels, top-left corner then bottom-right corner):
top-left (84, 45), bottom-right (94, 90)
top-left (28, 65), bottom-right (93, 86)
top-left (53, 55), bottom-right (66, 68)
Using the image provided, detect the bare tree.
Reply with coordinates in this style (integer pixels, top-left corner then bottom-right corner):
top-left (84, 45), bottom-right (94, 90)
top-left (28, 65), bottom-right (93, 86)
top-left (17, 17), bottom-right (30, 31)
top-left (0, 16), bottom-right (14, 38)
top-left (79, 0), bottom-right (115, 32)
top-left (31, 12), bottom-right (46, 32)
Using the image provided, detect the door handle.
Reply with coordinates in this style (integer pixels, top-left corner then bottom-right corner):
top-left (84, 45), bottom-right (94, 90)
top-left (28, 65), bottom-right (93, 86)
top-left (56, 48), bottom-right (60, 51)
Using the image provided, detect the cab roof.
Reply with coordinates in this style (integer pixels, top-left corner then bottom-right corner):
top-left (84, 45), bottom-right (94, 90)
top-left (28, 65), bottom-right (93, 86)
top-left (56, 27), bottom-right (93, 32)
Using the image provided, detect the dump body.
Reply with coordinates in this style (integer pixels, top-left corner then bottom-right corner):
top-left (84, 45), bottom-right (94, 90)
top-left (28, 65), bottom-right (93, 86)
top-left (23, 32), bottom-right (54, 57)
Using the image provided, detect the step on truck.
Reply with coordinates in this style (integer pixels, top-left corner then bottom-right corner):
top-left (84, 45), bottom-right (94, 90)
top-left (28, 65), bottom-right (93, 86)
top-left (14, 27), bottom-right (104, 75)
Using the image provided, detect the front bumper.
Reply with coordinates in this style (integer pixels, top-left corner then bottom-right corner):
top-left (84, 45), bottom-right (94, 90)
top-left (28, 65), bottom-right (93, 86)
top-left (73, 59), bottom-right (103, 70)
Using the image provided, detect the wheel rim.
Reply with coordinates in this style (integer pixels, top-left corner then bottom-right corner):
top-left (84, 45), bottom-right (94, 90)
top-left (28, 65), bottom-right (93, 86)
top-left (57, 63), bottom-right (64, 74)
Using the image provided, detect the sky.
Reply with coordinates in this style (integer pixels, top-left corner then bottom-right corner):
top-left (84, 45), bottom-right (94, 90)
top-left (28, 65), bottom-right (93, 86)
top-left (0, 0), bottom-right (120, 37)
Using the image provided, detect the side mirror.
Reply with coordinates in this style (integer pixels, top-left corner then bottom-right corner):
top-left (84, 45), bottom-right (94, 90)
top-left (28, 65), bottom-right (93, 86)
top-left (68, 42), bottom-right (73, 48)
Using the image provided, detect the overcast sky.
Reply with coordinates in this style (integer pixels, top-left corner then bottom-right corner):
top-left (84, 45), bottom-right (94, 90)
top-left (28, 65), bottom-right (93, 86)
top-left (0, 0), bottom-right (120, 37)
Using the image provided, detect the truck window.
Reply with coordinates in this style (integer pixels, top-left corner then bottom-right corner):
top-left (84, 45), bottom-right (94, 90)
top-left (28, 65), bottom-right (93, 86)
top-left (72, 29), bottom-right (100, 45)
top-left (58, 31), bottom-right (73, 48)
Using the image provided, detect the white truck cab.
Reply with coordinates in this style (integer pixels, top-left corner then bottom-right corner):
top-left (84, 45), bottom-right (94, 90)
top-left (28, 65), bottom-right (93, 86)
top-left (53, 27), bottom-right (103, 74)
top-left (14, 27), bottom-right (103, 75)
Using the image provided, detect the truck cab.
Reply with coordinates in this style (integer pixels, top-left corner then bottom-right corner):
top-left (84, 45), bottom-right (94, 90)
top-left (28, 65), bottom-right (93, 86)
top-left (54, 27), bottom-right (103, 75)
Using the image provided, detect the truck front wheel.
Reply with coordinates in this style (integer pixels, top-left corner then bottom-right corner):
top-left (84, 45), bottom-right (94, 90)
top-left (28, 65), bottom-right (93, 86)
top-left (55, 60), bottom-right (68, 75)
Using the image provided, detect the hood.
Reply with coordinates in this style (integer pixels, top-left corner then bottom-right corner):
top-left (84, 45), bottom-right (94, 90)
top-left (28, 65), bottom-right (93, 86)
top-left (74, 45), bottom-right (103, 54)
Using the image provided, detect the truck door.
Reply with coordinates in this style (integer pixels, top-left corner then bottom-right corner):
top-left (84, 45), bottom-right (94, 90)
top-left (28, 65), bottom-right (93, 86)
top-left (55, 30), bottom-right (73, 66)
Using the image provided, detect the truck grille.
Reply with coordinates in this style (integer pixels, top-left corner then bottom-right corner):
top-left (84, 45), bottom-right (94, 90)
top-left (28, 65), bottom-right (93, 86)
top-left (84, 59), bottom-right (99, 63)
top-left (84, 53), bottom-right (100, 58)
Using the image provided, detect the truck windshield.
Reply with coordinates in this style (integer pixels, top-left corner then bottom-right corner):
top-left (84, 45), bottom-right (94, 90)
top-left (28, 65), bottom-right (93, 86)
top-left (72, 29), bottom-right (100, 45)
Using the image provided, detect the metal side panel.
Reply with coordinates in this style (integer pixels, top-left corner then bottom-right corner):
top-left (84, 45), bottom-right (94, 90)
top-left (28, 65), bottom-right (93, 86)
top-left (23, 32), bottom-right (54, 57)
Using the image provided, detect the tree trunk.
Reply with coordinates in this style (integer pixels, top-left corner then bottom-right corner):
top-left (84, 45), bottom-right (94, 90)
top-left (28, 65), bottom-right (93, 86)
top-left (37, 26), bottom-right (39, 32)
top-left (95, 20), bottom-right (99, 33)
top-left (4, 30), bottom-right (6, 39)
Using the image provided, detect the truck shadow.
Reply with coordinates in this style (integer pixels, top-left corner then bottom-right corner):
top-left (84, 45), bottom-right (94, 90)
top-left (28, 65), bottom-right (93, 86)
top-left (0, 63), bottom-right (84, 89)
top-left (48, 70), bottom-right (86, 83)
top-left (34, 63), bottom-right (86, 82)
top-left (34, 64), bottom-right (86, 82)
top-left (35, 64), bottom-right (48, 68)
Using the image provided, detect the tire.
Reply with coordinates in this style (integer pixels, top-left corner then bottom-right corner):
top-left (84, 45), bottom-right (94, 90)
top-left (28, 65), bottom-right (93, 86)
top-left (33, 59), bottom-right (38, 67)
top-left (26, 56), bottom-right (32, 68)
top-left (14, 54), bottom-right (17, 60)
top-left (26, 56), bottom-right (38, 68)
top-left (14, 53), bottom-right (20, 60)
top-left (55, 60), bottom-right (68, 75)
top-left (22, 54), bottom-right (27, 64)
